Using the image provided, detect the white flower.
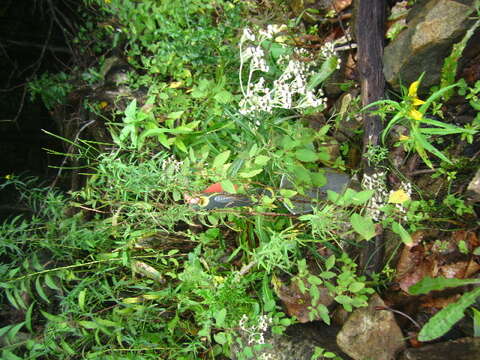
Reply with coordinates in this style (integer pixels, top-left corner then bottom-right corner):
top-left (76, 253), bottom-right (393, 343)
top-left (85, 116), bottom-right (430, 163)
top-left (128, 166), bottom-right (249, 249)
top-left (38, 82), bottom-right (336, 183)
top-left (241, 28), bottom-right (255, 42)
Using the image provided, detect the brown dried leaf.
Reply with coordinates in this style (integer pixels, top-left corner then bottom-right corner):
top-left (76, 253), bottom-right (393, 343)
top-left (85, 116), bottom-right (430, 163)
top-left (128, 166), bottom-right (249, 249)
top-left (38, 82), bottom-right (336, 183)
top-left (275, 279), bottom-right (334, 323)
top-left (332, 0), bottom-right (352, 13)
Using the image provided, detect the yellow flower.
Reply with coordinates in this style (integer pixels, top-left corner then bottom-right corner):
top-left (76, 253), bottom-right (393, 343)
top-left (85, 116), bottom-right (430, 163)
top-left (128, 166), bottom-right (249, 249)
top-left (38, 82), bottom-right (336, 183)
top-left (409, 108), bottom-right (423, 121)
top-left (399, 134), bottom-right (410, 141)
top-left (5, 174), bottom-right (13, 180)
top-left (408, 80), bottom-right (425, 106)
top-left (388, 189), bottom-right (410, 204)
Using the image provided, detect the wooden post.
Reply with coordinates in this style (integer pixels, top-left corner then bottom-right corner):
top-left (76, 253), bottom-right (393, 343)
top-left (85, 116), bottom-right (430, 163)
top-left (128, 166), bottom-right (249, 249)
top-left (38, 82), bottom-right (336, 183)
top-left (355, 0), bottom-right (386, 274)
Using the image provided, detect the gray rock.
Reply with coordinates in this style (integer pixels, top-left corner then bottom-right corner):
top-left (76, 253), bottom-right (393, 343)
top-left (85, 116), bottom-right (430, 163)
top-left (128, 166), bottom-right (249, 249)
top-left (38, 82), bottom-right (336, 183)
top-left (383, 0), bottom-right (478, 90)
top-left (397, 337), bottom-right (480, 360)
top-left (336, 293), bottom-right (405, 360)
top-left (466, 168), bottom-right (480, 202)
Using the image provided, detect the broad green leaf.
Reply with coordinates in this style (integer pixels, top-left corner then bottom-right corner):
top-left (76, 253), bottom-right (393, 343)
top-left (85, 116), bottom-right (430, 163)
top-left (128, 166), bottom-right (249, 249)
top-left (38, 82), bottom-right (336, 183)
top-left (214, 308), bottom-right (227, 327)
top-left (214, 90), bottom-right (233, 104)
top-left (392, 222), bottom-right (412, 245)
top-left (350, 213), bottom-right (376, 241)
top-left (213, 332), bottom-right (227, 345)
top-left (295, 149), bottom-right (318, 162)
top-left (174, 138), bottom-right (187, 153)
top-left (238, 168), bottom-right (263, 178)
top-left (418, 287), bottom-right (480, 341)
top-left (213, 150), bottom-right (231, 169)
top-left (348, 282), bottom-right (365, 293)
top-left (325, 255), bottom-right (335, 270)
top-left (408, 276), bottom-right (480, 295)
top-left (254, 155), bottom-right (270, 166)
top-left (308, 56), bottom-right (338, 90)
top-left (167, 110), bottom-right (184, 120)
top-left (220, 179), bottom-right (236, 194)
top-left (279, 189), bottom-right (297, 198)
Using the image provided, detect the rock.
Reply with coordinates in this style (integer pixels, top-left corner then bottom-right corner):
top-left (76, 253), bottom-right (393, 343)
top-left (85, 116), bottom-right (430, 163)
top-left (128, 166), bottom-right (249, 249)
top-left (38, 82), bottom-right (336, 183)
top-left (336, 293), bottom-right (405, 360)
top-left (466, 168), bottom-right (480, 202)
top-left (397, 337), bottom-right (480, 360)
top-left (383, 0), bottom-right (478, 90)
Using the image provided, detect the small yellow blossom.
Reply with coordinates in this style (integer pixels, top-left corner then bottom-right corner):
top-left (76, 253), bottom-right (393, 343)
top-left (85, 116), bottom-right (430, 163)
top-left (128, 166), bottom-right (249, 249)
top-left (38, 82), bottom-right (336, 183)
top-left (4, 174), bottom-right (13, 180)
top-left (409, 108), bottom-right (423, 121)
top-left (99, 101), bottom-right (109, 109)
top-left (399, 134), bottom-right (410, 141)
top-left (408, 81), bottom-right (420, 97)
top-left (169, 81), bottom-right (183, 89)
top-left (388, 189), bottom-right (410, 204)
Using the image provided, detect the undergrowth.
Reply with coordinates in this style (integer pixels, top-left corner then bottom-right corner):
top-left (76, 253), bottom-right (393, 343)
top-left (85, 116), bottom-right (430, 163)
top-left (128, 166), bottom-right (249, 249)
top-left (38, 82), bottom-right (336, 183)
top-left (2, 0), bottom-right (480, 359)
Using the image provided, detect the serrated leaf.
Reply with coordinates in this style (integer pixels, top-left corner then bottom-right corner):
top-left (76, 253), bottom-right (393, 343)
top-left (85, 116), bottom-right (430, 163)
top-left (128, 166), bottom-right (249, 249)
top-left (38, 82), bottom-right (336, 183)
top-left (350, 213), bottom-right (376, 241)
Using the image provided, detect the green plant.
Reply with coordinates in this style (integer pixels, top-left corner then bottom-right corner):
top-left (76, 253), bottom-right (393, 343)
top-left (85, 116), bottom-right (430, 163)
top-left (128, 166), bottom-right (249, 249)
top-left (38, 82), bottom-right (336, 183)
top-left (409, 276), bottom-right (480, 341)
top-left (368, 76), bottom-right (477, 168)
top-left (28, 72), bottom-right (74, 110)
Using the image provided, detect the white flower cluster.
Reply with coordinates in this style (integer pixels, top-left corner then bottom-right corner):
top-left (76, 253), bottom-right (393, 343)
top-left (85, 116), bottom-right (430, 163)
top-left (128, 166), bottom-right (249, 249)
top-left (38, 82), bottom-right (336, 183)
top-left (238, 313), bottom-right (273, 358)
top-left (362, 171), bottom-right (388, 221)
top-left (239, 25), bottom-right (334, 116)
top-left (160, 155), bottom-right (184, 173)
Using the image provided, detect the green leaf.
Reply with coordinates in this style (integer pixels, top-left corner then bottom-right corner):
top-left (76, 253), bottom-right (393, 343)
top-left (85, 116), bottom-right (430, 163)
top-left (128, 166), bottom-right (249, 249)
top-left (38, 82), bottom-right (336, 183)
top-left (213, 332), bottom-right (228, 345)
top-left (78, 320), bottom-right (99, 329)
top-left (167, 110), bottom-right (184, 120)
top-left (174, 138), bottom-right (187, 153)
top-left (25, 302), bottom-right (34, 332)
top-left (220, 179), bottom-right (236, 194)
top-left (41, 310), bottom-right (64, 322)
top-left (213, 150), bottom-right (231, 169)
top-left (473, 308), bottom-right (480, 337)
top-left (295, 148), bottom-right (318, 162)
top-left (254, 155), bottom-right (270, 166)
top-left (214, 90), bottom-right (233, 104)
top-left (348, 282), bottom-right (365, 293)
top-left (44, 274), bottom-right (60, 291)
top-left (308, 275), bottom-right (323, 286)
top-left (308, 56), bottom-right (338, 90)
top-left (350, 213), bottom-right (376, 241)
top-left (408, 276), bottom-right (480, 295)
top-left (214, 308), bottom-right (227, 327)
top-left (391, 222), bottom-right (412, 245)
top-left (35, 277), bottom-right (50, 304)
top-left (325, 255), bottom-right (335, 270)
top-left (238, 168), bottom-right (263, 178)
top-left (418, 287), bottom-right (480, 341)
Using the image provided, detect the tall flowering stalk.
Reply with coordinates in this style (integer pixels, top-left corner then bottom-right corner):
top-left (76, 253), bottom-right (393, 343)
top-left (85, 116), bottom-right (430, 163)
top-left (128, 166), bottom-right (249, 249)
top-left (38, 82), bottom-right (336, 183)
top-left (238, 25), bottom-right (339, 116)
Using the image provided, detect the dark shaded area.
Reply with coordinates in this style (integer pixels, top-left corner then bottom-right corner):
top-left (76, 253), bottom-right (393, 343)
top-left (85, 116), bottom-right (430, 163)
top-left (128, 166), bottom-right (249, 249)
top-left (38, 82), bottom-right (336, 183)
top-left (0, 0), bottom-right (76, 178)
